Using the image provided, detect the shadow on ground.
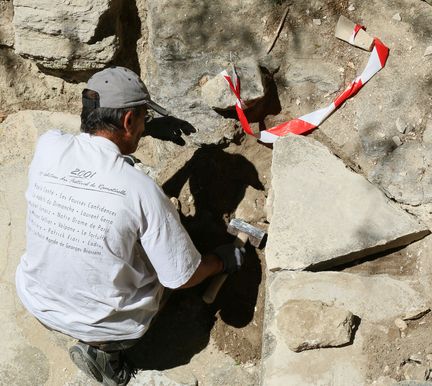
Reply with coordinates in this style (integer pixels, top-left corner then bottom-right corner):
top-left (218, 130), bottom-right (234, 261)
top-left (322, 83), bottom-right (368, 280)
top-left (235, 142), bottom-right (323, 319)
top-left (126, 144), bottom-right (265, 370)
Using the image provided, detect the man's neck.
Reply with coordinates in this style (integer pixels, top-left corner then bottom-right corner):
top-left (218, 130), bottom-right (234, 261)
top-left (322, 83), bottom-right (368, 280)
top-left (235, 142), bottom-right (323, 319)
top-left (93, 130), bottom-right (131, 154)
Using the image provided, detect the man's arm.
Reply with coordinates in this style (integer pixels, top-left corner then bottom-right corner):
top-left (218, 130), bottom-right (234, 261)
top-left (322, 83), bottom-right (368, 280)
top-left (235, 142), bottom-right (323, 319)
top-left (179, 242), bottom-right (245, 289)
top-left (180, 253), bottom-right (223, 289)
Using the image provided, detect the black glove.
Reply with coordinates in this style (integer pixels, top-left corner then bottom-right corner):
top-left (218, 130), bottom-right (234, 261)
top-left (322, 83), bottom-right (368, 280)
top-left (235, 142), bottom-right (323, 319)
top-left (213, 243), bottom-right (245, 274)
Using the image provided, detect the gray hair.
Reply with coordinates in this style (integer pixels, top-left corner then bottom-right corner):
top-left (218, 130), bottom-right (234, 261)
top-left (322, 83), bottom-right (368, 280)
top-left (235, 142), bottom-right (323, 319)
top-left (80, 106), bottom-right (142, 134)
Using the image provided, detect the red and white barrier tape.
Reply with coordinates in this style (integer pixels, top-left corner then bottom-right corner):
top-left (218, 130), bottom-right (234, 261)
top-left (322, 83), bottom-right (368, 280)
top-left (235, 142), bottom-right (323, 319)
top-left (222, 25), bottom-right (389, 144)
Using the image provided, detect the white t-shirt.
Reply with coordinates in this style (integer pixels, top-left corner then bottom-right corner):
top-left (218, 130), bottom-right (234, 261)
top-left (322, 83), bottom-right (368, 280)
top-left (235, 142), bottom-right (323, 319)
top-left (16, 130), bottom-right (201, 342)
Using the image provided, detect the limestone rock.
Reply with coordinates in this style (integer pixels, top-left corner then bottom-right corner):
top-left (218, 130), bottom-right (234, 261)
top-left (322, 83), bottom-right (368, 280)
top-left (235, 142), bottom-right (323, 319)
top-left (392, 136), bottom-right (403, 147)
top-left (0, 1), bottom-right (14, 47)
top-left (370, 142), bottom-right (432, 206)
top-left (13, 0), bottom-right (121, 71)
top-left (261, 271), bottom-right (429, 386)
top-left (266, 134), bottom-right (429, 271)
top-left (268, 271), bottom-right (428, 328)
top-left (396, 117), bottom-right (409, 133)
top-left (281, 59), bottom-right (341, 95)
top-left (394, 318), bottom-right (408, 331)
top-left (201, 59), bottom-right (266, 110)
top-left (141, 0), bottom-right (271, 144)
top-left (393, 13), bottom-right (402, 21)
top-left (0, 110), bottom-right (80, 166)
top-left (401, 362), bottom-right (429, 381)
top-left (276, 299), bottom-right (354, 352)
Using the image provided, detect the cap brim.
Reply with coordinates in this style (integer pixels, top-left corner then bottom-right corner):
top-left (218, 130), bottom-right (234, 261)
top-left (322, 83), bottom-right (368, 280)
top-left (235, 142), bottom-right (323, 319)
top-left (146, 100), bottom-right (169, 116)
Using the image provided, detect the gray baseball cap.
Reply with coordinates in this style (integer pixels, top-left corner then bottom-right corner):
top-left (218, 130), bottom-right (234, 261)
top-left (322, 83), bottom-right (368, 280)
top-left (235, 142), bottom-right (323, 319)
top-left (86, 66), bottom-right (169, 116)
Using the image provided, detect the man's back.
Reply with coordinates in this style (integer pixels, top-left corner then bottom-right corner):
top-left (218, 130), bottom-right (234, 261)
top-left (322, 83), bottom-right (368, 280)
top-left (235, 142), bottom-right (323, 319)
top-left (16, 130), bottom-right (200, 342)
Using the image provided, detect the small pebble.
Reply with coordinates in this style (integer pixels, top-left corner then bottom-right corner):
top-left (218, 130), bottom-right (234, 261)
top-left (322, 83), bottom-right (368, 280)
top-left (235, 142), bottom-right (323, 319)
top-left (396, 117), bottom-right (408, 133)
top-left (425, 46), bottom-right (432, 57)
top-left (348, 4), bottom-right (355, 11)
top-left (409, 354), bottom-right (423, 363)
top-left (313, 18), bottom-right (322, 26)
top-left (392, 13), bottom-right (402, 21)
top-left (392, 136), bottom-right (402, 146)
top-left (395, 318), bottom-right (408, 331)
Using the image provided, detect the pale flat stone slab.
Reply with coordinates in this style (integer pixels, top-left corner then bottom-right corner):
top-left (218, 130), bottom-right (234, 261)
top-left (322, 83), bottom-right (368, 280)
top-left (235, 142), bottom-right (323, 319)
top-left (266, 134), bottom-right (429, 271)
top-left (277, 299), bottom-right (354, 352)
top-left (261, 271), bottom-right (429, 386)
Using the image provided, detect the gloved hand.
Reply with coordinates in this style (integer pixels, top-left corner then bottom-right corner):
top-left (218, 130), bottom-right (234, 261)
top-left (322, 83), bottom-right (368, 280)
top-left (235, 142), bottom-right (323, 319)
top-left (213, 243), bottom-right (245, 274)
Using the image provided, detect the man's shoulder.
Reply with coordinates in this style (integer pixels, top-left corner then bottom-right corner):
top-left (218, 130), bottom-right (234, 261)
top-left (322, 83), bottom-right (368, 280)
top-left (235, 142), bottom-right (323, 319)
top-left (122, 162), bottom-right (159, 190)
top-left (37, 129), bottom-right (74, 147)
top-left (121, 163), bottom-right (170, 207)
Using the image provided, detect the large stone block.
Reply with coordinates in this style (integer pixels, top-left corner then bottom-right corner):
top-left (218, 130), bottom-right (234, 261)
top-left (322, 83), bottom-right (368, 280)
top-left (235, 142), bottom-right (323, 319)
top-left (13, 0), bottom-right (121, 71)
top-left (266, 134), bottom-right (429, 271)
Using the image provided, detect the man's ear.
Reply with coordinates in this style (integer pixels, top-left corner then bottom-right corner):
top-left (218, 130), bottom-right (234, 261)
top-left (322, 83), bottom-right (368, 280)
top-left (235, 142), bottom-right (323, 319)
top-left (123, 110), bottom-right (134, 133)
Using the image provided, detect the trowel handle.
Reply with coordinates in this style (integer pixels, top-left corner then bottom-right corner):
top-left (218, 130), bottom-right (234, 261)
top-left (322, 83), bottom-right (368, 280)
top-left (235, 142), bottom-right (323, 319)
top-left (202, 232), bottom-right (249, 304)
